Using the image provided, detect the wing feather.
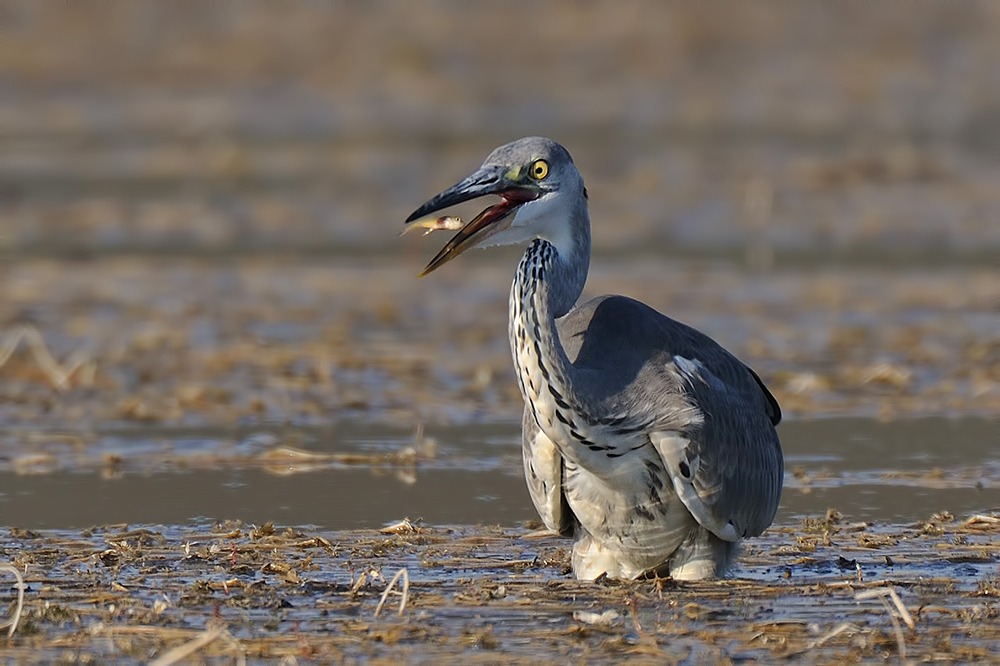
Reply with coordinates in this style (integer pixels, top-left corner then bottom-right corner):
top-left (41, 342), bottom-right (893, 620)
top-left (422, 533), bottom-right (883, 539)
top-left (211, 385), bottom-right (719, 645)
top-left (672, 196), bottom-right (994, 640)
top-left (521, 406), bottom-right (573, 535)
top-left (650, 430), bottom-right (740, 541)
top-left (554, 295), bottom-right (783, 539)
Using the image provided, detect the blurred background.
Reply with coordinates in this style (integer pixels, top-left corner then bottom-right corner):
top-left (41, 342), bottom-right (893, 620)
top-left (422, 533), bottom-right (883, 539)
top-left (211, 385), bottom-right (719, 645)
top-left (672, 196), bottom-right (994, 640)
top-left (0, 2), bottom-right (997, 461)
top-left (2, 2), bottom-right (999, 259)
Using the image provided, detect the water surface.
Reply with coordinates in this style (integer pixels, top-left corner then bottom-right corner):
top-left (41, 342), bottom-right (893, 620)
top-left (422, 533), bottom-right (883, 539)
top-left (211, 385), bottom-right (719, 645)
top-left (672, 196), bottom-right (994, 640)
top-left (2, 416), bottom-right (994, 530)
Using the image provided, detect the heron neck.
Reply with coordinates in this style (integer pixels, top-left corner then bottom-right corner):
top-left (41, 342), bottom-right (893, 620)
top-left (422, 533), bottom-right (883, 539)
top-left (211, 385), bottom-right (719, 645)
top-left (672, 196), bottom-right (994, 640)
top-left (509, 235), bottom-right (589, 406)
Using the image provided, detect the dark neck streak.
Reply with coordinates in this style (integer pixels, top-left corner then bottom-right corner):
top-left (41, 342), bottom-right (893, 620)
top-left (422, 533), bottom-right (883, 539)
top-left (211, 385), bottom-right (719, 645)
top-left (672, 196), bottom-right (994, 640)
top-left (510, 238), bottom-right (588, 425)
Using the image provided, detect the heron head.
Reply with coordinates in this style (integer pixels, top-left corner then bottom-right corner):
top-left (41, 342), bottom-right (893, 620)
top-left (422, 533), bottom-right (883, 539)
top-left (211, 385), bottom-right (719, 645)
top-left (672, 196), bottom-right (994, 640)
top-left (405, 136), bottom-right (586, 276)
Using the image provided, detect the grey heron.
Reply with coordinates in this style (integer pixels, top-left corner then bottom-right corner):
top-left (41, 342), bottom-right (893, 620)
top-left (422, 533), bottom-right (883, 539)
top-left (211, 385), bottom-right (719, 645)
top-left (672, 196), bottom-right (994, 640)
top-left (405, 137), bottom-right (783, 581)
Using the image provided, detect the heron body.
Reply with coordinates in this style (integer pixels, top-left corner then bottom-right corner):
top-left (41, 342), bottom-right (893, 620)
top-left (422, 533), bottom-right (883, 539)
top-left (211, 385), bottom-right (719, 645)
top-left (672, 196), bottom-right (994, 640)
top-left (406, 137), bottom-right (783, 581)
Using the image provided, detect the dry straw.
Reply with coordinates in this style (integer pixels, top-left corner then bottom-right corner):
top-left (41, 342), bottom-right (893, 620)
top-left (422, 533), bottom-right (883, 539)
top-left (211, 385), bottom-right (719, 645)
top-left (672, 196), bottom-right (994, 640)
top-left (0, 325), bottom-right (94, 390)
top-left (0, 564), bottom-right (26, 637)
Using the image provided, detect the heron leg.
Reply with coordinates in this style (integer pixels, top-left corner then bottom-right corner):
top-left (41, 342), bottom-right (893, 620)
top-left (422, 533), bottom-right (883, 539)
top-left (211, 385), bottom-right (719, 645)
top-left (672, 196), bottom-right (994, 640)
top-left (667, 527), bottom-right (739, 581)
top-left (571, 530), bottom-right (646, 580)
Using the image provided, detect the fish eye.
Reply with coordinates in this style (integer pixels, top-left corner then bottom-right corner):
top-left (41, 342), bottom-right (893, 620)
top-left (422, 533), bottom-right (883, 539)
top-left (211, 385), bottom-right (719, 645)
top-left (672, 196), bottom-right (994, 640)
top-left (530, 159), bottom-right (549, 180)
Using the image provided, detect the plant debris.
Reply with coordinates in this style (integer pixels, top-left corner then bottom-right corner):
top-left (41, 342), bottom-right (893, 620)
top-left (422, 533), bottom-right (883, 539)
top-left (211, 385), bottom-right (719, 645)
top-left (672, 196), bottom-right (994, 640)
top-left (0, 514), bottom-right (997, 662)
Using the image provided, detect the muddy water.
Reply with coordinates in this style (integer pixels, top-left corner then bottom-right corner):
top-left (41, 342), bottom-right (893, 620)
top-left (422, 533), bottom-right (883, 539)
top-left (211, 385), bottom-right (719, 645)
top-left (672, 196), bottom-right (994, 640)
top-left (1, 416), bottom-right (997, 663)
top-left (2, 417), bottom-right (994, 530)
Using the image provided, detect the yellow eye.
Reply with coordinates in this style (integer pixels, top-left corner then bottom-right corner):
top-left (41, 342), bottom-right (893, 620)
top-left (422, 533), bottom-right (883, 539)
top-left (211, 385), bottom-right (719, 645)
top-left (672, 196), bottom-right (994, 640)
top-left (529, 159), bottom-right (549, 180)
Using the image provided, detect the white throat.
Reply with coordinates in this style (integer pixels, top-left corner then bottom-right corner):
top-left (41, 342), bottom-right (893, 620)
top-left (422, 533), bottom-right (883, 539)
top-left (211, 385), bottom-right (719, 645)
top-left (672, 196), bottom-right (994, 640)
top-left (478, 191), bottom-right (578, 263)
top-left (515, 193), bottom-right (578, 263)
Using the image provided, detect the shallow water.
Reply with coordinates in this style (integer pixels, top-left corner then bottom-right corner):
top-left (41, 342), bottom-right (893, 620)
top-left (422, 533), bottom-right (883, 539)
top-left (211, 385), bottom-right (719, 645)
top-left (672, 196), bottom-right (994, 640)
top-left (2, 500), bottom-right (997, 663)
top-left (2, 416), bottom-right (995, 531)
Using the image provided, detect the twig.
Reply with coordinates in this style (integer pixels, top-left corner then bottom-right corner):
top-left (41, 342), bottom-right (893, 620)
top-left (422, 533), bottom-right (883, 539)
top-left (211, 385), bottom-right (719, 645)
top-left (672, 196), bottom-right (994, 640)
top-left (149, 626), bottom-right (224, 666)
top-left (856, 586), bottom-right (915, 660)
top-left (964, 514), bottom-right (1000, 526)
top-left (350, 568), bottom-right (381, 597)
top-left (880, 595), bottom-right (906, 659)
top-left (0, 563), bottom-right (26, 637)
top-left (0, 325), bottom-right (94, 390)
top-left (855, 587), bottom-right (916, 630)
top-left (807, 622), bottom-right (858, 649)
top-left (149, 624), bottom-right (245, 666)
top-left (374, 568), bottom-right (410, 618)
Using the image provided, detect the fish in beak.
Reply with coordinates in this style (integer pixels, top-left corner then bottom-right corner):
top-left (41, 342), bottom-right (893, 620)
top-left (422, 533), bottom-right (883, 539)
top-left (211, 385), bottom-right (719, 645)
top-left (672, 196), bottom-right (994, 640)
top-left (404, 165), bottom-right (540, 276)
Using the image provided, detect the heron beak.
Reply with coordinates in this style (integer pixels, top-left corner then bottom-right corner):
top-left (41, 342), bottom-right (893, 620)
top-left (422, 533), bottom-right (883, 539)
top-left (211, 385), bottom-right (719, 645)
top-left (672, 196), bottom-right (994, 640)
top-left (405, 165), bottom-right (540, 276)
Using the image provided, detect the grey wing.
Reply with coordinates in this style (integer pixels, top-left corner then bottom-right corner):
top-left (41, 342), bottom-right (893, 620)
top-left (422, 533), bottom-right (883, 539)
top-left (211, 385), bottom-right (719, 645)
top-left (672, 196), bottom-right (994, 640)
top-left (521, 405), bottom-right (574, 535)
top-left (650, 361), bottom-right (783, 539)
top-left (558, 295), bottom-right (784, 539)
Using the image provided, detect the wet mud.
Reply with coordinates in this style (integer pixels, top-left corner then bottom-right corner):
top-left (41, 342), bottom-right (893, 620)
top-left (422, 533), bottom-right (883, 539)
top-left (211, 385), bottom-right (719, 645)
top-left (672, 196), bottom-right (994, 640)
top-left (1, 514), bottom-right (998, 663)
